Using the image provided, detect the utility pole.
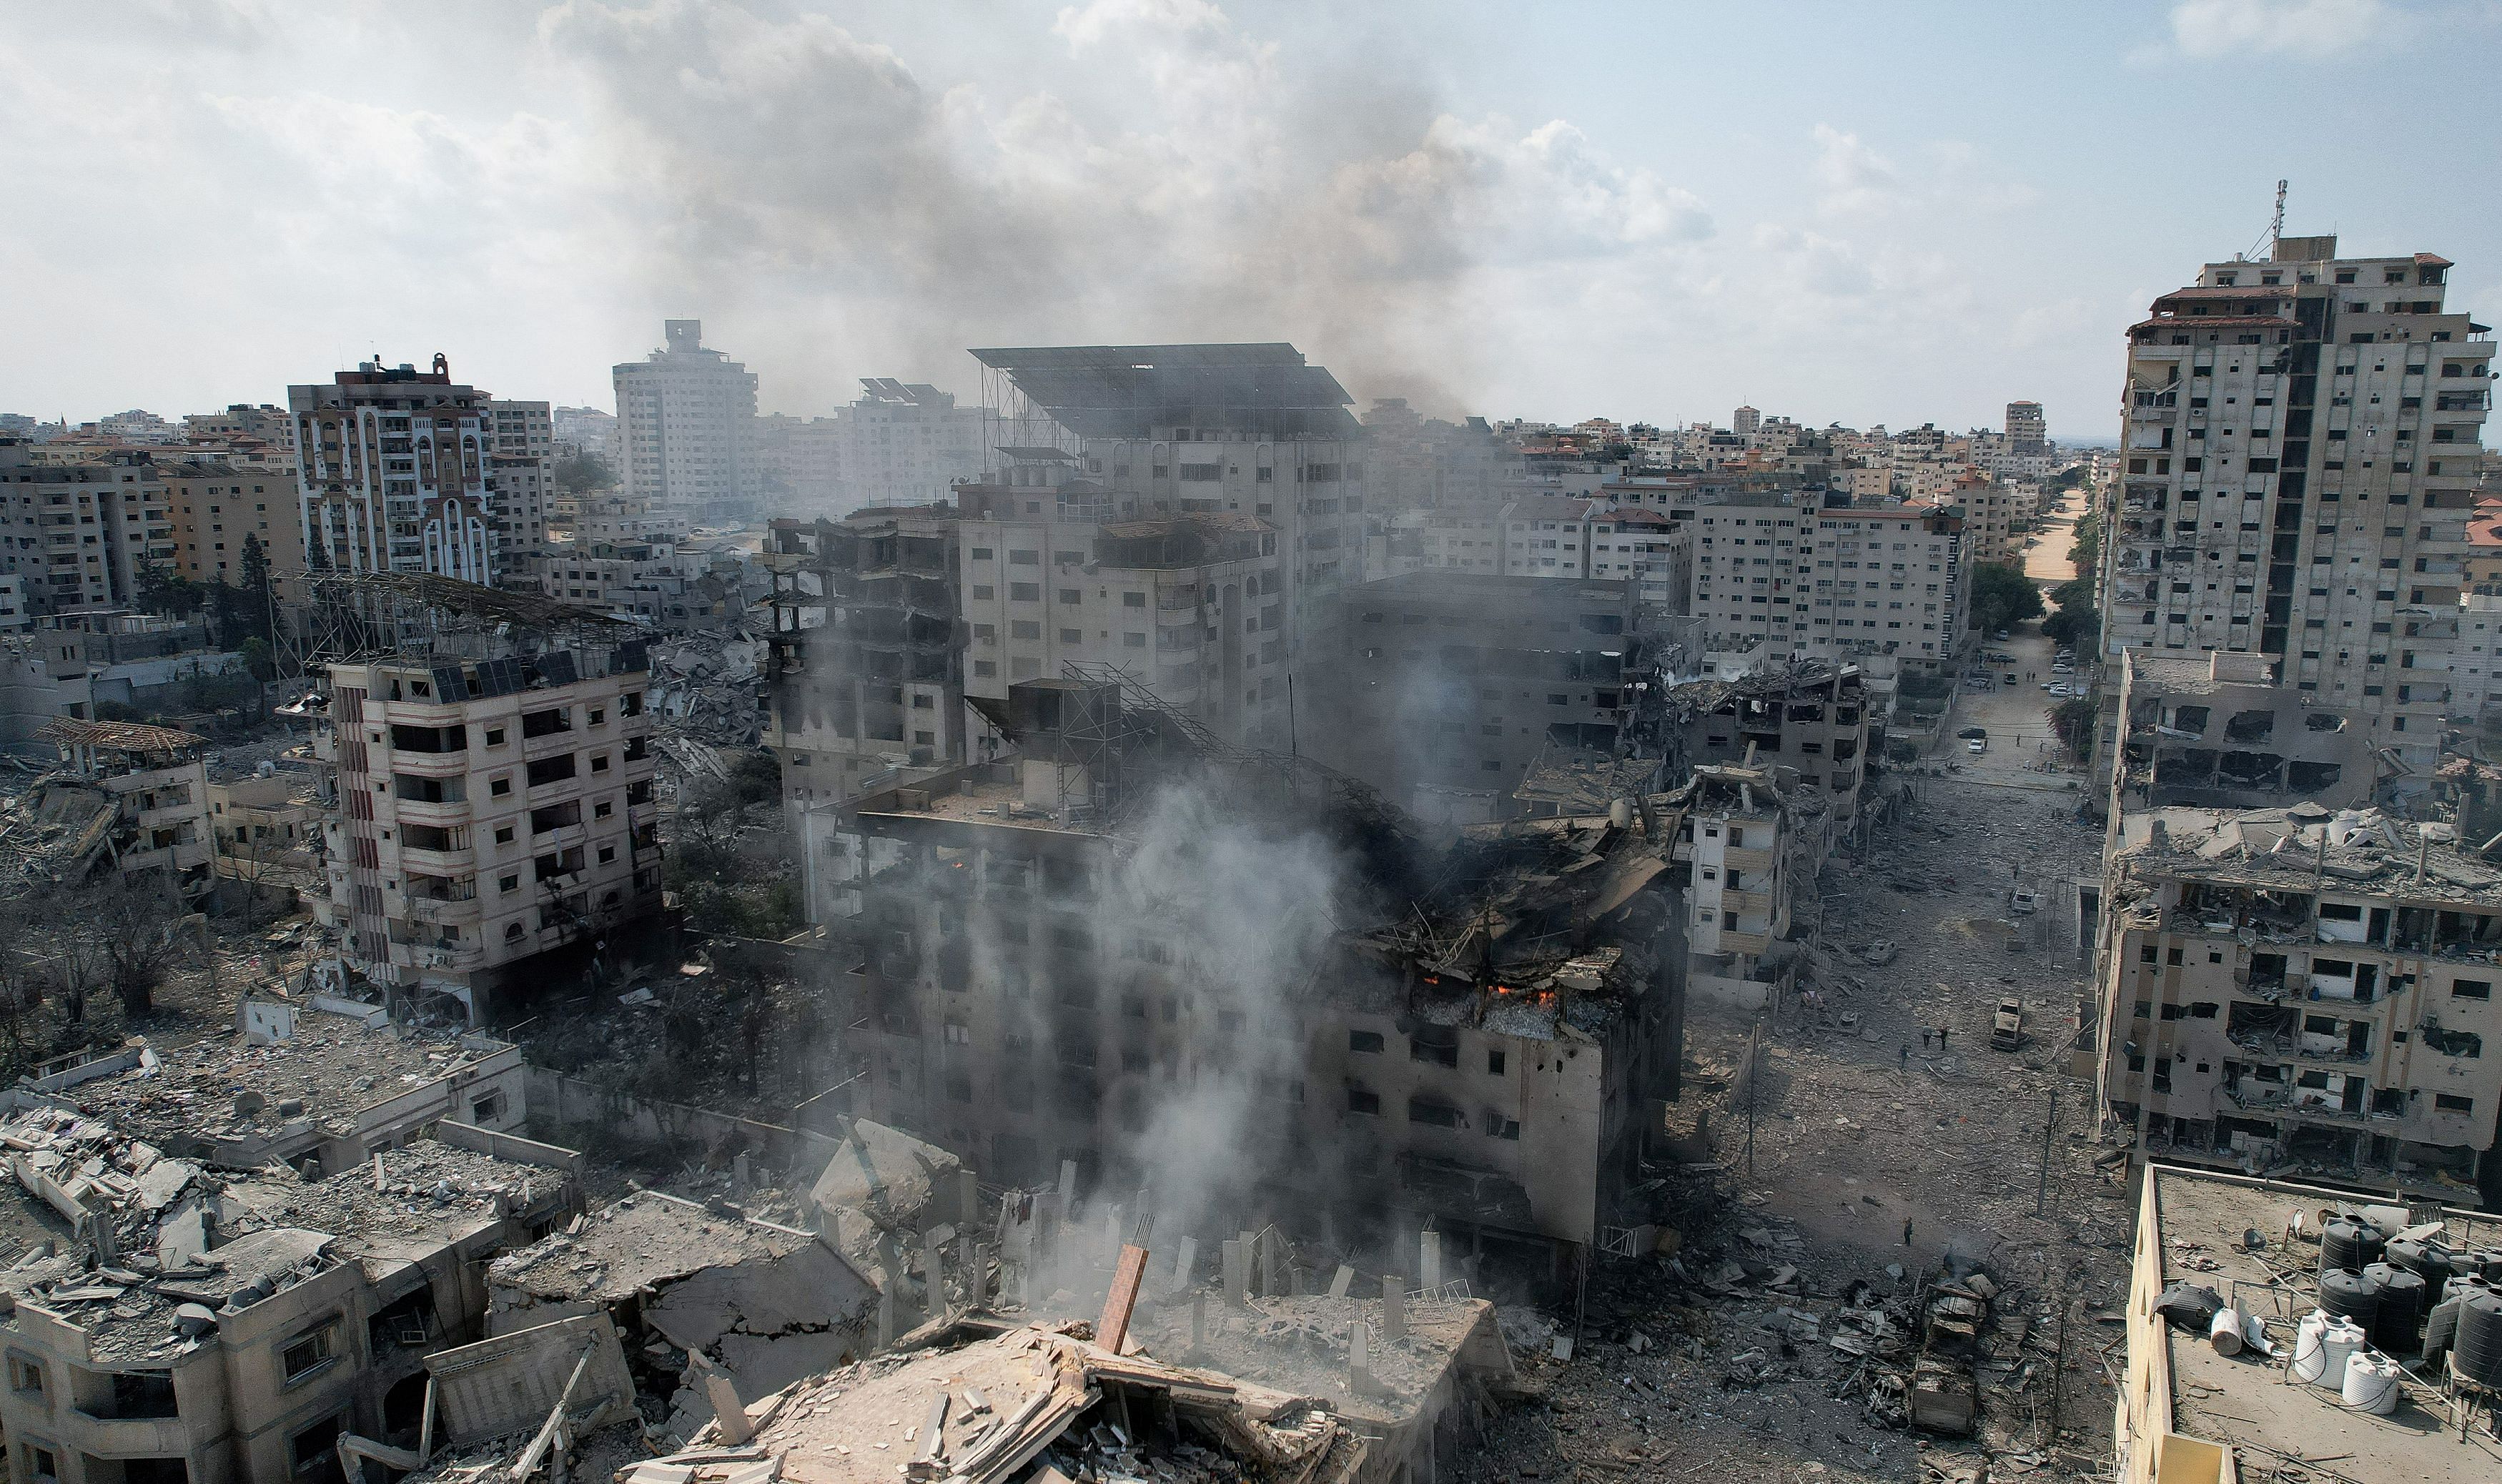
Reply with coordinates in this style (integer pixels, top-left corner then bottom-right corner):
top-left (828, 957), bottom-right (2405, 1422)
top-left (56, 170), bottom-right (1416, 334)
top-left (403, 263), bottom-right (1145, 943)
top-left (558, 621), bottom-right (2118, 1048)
top-left (2035, 1081), bottom-right (2060, 1216)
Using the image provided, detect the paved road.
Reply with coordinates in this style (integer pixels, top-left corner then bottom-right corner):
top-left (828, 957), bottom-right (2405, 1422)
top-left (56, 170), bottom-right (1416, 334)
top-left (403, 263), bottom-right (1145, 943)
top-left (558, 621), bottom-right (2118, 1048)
top-left (2024, 487), bottom-right (2086, 584)
top-left (1929, 625), bottom-right (2088, 797)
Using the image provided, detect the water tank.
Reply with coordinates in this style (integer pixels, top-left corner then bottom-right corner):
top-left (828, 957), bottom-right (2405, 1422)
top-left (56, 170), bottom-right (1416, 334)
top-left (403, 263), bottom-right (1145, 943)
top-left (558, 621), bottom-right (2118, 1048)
top-left (2458, 1292), bottom-right (2502, 1386)
top-left (2317, 1267), bottom-right (2382, 1327)
top-left (2320, 1218), bottom-right (2384, 1272)
top-left (2291, 1312), bottom-right (2333, 1384)
top-left (2316, 1317), bottom-right (2368, 1390)
top-left (2340, 1349), bottom-right (2402, 1415)
top-left (2385, 1237), bottom-right (2441, 1285)
top-left (2365, 1265), bottom-right (2428, 1354)
top-left (2423, 1295), bottom-right (2462, 1366)
top-left (2441, 1273), bottom-right (2493, 1305)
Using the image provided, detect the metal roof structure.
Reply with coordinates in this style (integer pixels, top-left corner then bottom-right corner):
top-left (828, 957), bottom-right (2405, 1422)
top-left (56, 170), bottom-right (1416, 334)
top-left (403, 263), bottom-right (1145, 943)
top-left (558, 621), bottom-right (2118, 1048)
top-left (969, 343), bottom-right (1361, 440)
top-left (38, 717), bottom-right (208, 754)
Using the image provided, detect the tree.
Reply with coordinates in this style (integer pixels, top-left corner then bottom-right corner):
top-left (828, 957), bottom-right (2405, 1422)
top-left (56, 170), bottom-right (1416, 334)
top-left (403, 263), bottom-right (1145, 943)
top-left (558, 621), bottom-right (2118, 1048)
top-left (2042, 576), bottom-right (2101, 650)
top-left (2068, 510), bottom-right (2102, 580)
top-left (97, 881), bottom-right (187, 1020)
top-left (237, 533), bottom-right (275, 643)
top-left (1970, 561), bottom-right (2046, 635)
top-left (2051, 696), bottom-right (2097, 758)
top-left (555, 452), bottom-right (617, 495)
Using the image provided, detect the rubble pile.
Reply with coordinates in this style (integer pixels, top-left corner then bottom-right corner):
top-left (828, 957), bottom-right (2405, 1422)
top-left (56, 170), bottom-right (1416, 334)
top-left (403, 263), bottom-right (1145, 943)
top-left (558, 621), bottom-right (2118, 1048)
top-left (648, 633), bottom-right (766, 748)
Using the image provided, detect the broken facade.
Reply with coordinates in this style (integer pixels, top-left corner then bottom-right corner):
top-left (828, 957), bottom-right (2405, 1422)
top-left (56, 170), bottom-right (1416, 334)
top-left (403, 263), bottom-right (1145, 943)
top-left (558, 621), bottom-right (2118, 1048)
top-left (2094, 806), bottom-right (2502, 1201)
top-left (0, 1097), bottom-right (582, 1484)
top-left (2098, 648), bottom-right (2379, 816)
top-left (21, 717), bottom-right (215, 901)
top-left (310, 636), bottom-right (662, 1022)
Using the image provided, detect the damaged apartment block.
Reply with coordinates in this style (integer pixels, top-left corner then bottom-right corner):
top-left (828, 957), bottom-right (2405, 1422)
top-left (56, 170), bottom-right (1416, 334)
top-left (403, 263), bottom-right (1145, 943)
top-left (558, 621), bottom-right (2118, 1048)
top-left (0, 1015), bottom-right (586, 1484)
top-left (2102, 648), bottom-right (2380, 815)
top-left (297, 578), bottom-right (663, 1024)
top-left (2095, 804), bottom-right (2502, 1202)
top-left (19, 718), bottom-right (217, 902)
top-left (807, 674), bottom-right (1688, 1284)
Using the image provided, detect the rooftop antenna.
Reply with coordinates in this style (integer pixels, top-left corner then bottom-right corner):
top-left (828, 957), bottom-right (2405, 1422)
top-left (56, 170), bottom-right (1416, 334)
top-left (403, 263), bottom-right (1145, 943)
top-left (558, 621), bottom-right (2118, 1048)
top-left (2245, 179), bottom-right (2288, 262)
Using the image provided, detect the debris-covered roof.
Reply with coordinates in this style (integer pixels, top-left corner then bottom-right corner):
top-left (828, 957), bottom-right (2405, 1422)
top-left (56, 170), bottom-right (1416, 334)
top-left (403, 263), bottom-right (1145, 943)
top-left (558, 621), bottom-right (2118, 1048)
top-left (489, 1190), bottom-right (814, 1306)
top-left (2112, 804), bottom-right (2502, 906)
top-left (37, 716), bottom-right (207, 753)
top-left (631, 1323), bottom-right (1365, 1484)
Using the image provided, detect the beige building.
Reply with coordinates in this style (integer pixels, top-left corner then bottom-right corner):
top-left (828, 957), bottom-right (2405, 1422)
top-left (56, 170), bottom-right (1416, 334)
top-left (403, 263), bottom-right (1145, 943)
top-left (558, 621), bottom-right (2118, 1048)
top-left (0, 1039), bottom-right (579, 1484)
top-left (2094, 805), bottom-right (2502, 1197)
top-left (311, 638), bottom-right (661, 1022)
top-left (485, 399), bottom-right (555, 581)
top-left (2098, 648), bottom-right (2379, 815)
top-left (958, 479), bottom-right (1284, 749)
top-left (2113, 1165), bottom-right (2491, 1484)
top-left (2097, 237), bottom-right (2489, 777)
top-left (159, 458), bottom-right (307, 598)
top-left (612, 320), bottom-right (761, 521)
top-left (0, 442), bottom-right (174, 617)
top-left (209, 771), bottom-right (325, 869)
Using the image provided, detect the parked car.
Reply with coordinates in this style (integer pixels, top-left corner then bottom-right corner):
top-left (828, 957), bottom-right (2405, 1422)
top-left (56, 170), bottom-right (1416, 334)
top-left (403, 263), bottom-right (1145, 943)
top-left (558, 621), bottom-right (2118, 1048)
top-left (1967, 738), bottom-right (1987, 755)
top-left (1957, 726), bottom-right (1987, 741)
top-left (1992, 998), bottom-right (2024, 1051)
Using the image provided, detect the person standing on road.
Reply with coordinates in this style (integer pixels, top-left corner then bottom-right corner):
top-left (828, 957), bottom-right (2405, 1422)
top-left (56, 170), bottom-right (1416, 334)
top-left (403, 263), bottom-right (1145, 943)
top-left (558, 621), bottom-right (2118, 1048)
top-left (1899, 1042), bottom-right (1910, 1074)
top-left (1902, 1217), bottom-right (1914, 1247)
top-left (1937, 1027), bottom-right (1950, 1052)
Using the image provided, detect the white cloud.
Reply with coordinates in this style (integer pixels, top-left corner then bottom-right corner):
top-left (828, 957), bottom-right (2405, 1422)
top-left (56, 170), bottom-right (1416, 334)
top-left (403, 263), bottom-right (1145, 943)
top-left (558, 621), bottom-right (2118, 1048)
top-left (2168, 0), bottom-right (2401, 59)
top-left (1811, 124), bottom-right (1901, 217)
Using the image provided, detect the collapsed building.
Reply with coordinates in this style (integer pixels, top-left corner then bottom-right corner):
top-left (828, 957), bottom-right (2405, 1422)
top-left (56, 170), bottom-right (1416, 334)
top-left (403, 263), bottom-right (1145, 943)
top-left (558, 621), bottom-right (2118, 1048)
top-left (2094, 804), bottom-right (2502, 1202)
top-left (800, 673), bottom-right (1689, 1282)
top-left (0, 1089), bottom-right (582, 1484)
top-left (1658, 661), bottom-right (1873, 835)
top-left (4, 717), bottom-right (216, 901)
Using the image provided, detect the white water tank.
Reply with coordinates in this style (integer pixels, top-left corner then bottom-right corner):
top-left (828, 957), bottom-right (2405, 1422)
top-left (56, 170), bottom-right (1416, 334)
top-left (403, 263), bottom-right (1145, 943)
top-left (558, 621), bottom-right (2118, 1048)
top-left (2316, 1317), bottom-right (2367, 1390)
top-left (2340, 1349), bottom-right (2401, 1415)
top-left (2291, 1312), bottom-right (2330, 1383)
top-left (2209, 1307), bottom-right (2245, 1355)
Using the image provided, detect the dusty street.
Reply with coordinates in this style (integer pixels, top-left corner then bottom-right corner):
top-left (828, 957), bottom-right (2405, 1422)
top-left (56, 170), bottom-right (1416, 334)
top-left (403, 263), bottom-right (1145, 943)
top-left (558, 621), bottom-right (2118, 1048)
top-left (1460, 774), bottom-right (2127, 1484)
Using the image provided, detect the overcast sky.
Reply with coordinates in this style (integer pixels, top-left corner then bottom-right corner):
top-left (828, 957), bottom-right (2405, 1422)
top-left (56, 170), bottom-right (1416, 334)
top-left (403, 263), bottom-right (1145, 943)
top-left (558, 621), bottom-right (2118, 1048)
top-left (4, 0), bottom-right (2496, 439)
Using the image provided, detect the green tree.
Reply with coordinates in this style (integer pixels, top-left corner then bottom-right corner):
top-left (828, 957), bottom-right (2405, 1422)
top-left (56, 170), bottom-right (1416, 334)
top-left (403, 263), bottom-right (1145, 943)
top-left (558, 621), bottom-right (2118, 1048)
top-left (1969, 561), bottom-right (2046, 634)
top-left (237, 533), bottom-right (275, 643)
top-left (2051, 696), bottom-right (2097, 758)
top-left (2043, 574), bottom-right (2102, 651)
top-left (555, 452), bottom-right (617, 495)
top-left (2068, 510), bottom-right (2102, 580)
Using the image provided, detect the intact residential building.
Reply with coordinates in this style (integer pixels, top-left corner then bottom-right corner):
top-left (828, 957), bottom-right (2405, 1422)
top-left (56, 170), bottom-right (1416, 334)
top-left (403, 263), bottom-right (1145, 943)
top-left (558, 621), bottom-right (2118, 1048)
top-left (485, 399), bottom-right (555, 580)
top-left (1501, 497), bottom-right (1602, 578)
top-left (0, 441), bottom-right (174, 615)
top-left (612, 320), bottom-right (761, 521)
top-left (2095, 236), bottom-right (2490, 776)
top-left (2005, 400), bottom-right (2047, 455)
top-left (2092, 805), bottom-right (2502, 1199)
top-left (842, 379), bottom-right (988, 509)
top-left (160, 458), bottom-right (307, 596)
top-left (310, 635), bottom-right (661, 1022)
top-left (288, 357), bottom-right (498, 584)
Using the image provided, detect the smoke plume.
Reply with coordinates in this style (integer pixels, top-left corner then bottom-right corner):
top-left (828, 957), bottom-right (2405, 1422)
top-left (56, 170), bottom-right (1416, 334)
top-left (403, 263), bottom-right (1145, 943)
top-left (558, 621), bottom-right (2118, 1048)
top-left (540, 0), bottom-right (1710, 412)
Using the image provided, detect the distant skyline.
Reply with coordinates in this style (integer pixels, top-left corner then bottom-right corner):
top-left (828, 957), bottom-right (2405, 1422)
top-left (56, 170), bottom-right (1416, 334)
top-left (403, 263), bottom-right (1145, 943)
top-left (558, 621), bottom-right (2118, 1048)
top-left (4, 1), bottom-right (2495, 440)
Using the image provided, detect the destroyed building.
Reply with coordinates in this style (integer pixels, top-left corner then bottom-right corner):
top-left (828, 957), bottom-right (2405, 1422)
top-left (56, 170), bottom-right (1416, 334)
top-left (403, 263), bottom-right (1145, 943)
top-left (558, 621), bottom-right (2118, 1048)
top-left (1300, 570), bottom-right (1646, 825)
top-left (2115, 1164), bottom-right (2502, 1484)
top-left (2099, 648), bottom-right (2381, 817)
top-left (1660, 661), bottom-right (1873, 831)
top-left (0, 1094), bottom-right (582, 1484)
top-left (51, 994), bottom-right (535, 1178)
top-left (1663, 765), bottom-right (1809, 1009)
top-left (2095, 806), bottom-right (2502, 1202)
top-left (763, 505), bottom-right (969, 802)
top-left (485, 1189), bottom-right (880, 1436)
top-left (806, 676), bottom-right (1686, 1273)
top-left (300, 585), bottom-right (662, 1022)
top-left (14, 717), bottom-right (215, 901)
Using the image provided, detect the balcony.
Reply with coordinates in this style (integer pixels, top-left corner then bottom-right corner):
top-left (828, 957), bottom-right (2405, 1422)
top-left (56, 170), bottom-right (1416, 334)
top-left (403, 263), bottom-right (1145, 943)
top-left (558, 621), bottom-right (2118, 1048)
top-left (66, 1410), bottom-right (189, 1458)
